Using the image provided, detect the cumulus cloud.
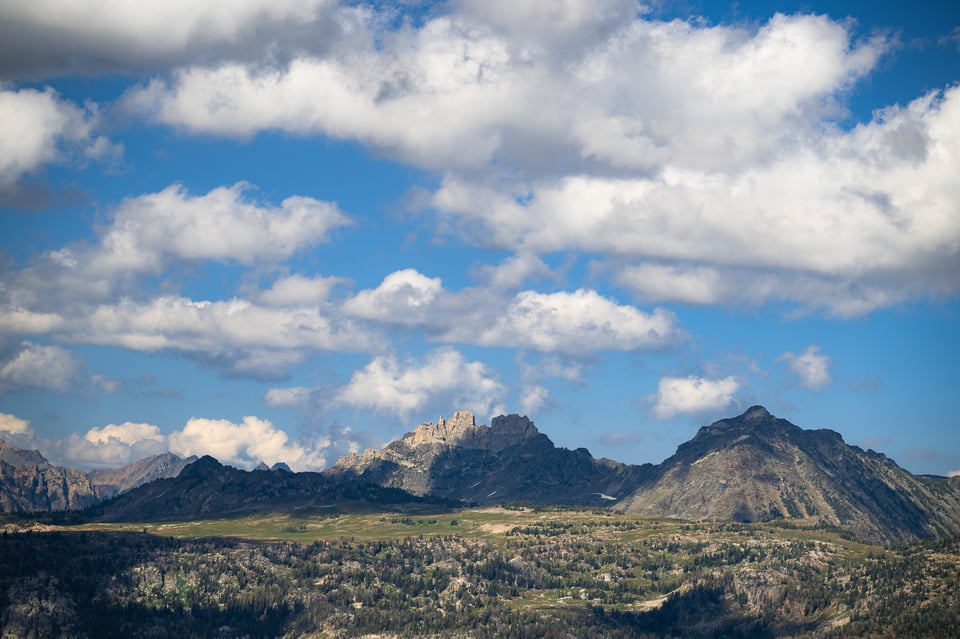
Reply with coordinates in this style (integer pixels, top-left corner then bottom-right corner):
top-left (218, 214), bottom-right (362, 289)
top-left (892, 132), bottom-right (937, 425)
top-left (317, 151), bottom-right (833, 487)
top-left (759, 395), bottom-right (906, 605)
top-left (91, 183), bottom-right (350, 276)
top-left (0, 341), bottom-right (80, 391)
top-left (127, 12), bottom-right (884, 173)
top-left (256, 274), bottom-right (346, 307)
top-left (168, 415), bottom-right (329, 471)
top-left (0, 0), bottom-right (346, 79)
top-left (56, 416), bottom-right (330, 471)
top-left (0, 307), bottom-right (64, 335)
top-left (70, 295), bottom-right (379, 377)
top-left (778, 345), bottom-right (832, 389)
top-left (0, 412), bottom-right (32, 437)
top-left (0, 86), bottom-right (117, 189)
top-left (343, 269), bottom-right (444, 324)
top-left (57, 422), bottom-right (168, 469)
top-left (335, 347), bottom-right (504, 419)
top-left (84, 421), bottom-right (164, 446)
top-left (652, 375), bottom-right (740, 419)
top-left (444, 289), bottom-right (681, 355)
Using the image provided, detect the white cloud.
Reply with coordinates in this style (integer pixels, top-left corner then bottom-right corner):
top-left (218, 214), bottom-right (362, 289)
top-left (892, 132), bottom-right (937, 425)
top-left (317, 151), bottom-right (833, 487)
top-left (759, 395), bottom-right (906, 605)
top-left (520, 385), bottom-right (549, 415)
top-left (91, 183), bottom-right (350, 276)
top-left (168, 415), bottom-right (329, 471)
top-left (949, 469), bottom-right (960, 478)
top-left (343, 269), bottom-right (443, 324)
top-left (84, 422), bottom-right (163, 446)
top-left (335, 347), bottom-right (504, 420)
top-left (474, 253), bottom-right (552, 290)
top-left (0, 86), bottom-right (116, 189)
top-left (0, 307), bottom-right (64, 335)
top-left (652, 375), bottom-right (740, 419)
top-left (778, 345), bottom-right (832, 389)
top-left (433, 83), bottom-right (960, 315)
top-left (128, 12), bottom-right (883, 173)
top-left (0, 0), bottom-right (344, 79)
top-left (72, 295), bottom-right (379, 375)
top-left (444, 289), bottom-right (681, 355)
top-left (257, 274), bottom-right (346, 307)
top-left (0, 412), bottom-right (32, 437)
top-left (58, 422), bottom-right (168, 469)
top-left (264, 386), bottom-right (312, 407)
top-left (0, 341), bottom-right (79, 391)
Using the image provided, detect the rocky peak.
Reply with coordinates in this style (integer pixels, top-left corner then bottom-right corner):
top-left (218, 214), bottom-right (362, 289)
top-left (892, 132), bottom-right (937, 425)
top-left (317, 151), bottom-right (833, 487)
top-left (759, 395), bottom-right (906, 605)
top-left (405, 410), bottom-right (483, 448)
top-left (490, 414), bottom-right (539, 445)
top-left (743, 405), bottom-right (772, 421)
top-left (0, 439), bottom-right (50, 470)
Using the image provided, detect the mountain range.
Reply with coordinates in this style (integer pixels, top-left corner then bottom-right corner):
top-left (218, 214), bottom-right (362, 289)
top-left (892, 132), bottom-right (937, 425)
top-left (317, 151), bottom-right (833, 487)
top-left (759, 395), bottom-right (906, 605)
top-left (0, 442), bottom-right (193, 512)
top-left (331, 406), bottom-right (960, 544)
top-left (3, 406), bottom-right (959, 544)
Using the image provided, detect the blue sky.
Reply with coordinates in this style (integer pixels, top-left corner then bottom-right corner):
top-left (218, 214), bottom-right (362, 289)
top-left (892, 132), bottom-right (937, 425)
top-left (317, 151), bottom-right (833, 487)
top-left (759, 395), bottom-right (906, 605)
top-left (0, 1), bottom-right (958, 476)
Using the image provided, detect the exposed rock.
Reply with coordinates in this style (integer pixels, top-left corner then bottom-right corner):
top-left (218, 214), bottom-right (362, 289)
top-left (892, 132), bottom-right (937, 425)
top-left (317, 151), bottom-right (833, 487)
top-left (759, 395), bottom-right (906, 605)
top-left (87, 452), bottom-right (197, 499)
top-left (330, 412), bottom-right (652, 506)
top-left (0, 440), bottom-right (98, 512)
top-left (614, 406), bottom-right (960, 544)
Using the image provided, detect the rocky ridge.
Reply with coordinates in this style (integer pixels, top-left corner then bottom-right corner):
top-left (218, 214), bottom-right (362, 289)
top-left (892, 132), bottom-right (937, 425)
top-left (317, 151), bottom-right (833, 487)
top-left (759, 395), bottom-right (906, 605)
top-left (332, 411), bottom-right (651, 506)
top-left (0, 440), bottom-right (98, 512)
top-left (615, 406), bottom-right (960, 544)
top-left (332, 406), bottom-right (960, 544)
top-left (88, 452), bottom-right (197, 499)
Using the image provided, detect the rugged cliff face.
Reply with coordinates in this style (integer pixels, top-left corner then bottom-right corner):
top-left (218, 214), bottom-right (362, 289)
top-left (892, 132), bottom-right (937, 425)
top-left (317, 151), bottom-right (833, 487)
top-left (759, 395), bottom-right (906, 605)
top-left (88, 452), bottom-right (197, 499)
top-left (614, 406), bottom-right (960, 544)
top-left (0, 440), bottom-right (98, 512)
top-left (331, 406), bottom-right (960, 544)
top-left (331, 411), bottom-right (652, 506)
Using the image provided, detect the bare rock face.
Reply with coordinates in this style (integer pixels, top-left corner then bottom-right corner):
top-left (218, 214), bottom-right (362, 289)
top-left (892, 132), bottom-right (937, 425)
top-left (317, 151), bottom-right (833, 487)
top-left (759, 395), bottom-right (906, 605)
top-left (614, 406), bottom-right (960, 545)
top-left (88, 452), bottom-right (197, 499)
top-left (0, 440), bottom-right (99, 512)
top-left (330, 411), bottom-right (650, 506)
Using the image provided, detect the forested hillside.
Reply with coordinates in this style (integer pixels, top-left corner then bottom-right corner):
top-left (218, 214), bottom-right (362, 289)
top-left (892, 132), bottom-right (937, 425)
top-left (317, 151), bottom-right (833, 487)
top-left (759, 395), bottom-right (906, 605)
top-left (2, 509), bottom-right (958, 638)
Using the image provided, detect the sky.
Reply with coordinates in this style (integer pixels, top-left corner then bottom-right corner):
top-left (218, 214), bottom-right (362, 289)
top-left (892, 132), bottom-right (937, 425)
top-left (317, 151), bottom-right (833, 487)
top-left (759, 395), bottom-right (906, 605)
top-left (0, 1), bottom-right (958, 476)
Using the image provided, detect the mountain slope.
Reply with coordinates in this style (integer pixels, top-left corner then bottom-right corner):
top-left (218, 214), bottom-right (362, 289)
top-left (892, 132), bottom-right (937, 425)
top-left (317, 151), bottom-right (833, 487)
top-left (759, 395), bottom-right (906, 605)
top-left (92, 456), bottom-right (451, 522)
top-left (88, 452), bottom-right (197, 499)
top-left (0, 440), bottom-right (99, 512)
top-left (615, 406), bottom-right (960, 544)
top-left (331, 411), bottom-right (652, 505)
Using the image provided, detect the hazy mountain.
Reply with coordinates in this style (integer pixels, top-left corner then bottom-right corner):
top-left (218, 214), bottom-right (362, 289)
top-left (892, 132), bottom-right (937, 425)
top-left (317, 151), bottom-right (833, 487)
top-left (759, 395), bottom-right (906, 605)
top-left (330, 410), bottom-right (652, 506)
top-left (0, 439), bottom-right (99, 512)
top-left (87, 452), bottom-right (197, 499)
top-left (92, 456), bottom-right (451, 522)
top-left (615, 406), bottom-right (960, 544)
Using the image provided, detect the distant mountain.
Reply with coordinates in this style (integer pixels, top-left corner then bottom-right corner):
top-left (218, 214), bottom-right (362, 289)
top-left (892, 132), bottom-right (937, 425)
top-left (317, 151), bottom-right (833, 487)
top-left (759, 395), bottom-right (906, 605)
top-left (88, 452), bottom-right (197, 499)
top-left (332, 407), bottom-right (960, 544)
top-left (0, 439), bottom-right (99, 512)
top-left (615, 406), bottom-right (960, 544)
top-left (92, 456), bottom-right (451, 522)
top-left (330, 410), bottom-right (651, 506)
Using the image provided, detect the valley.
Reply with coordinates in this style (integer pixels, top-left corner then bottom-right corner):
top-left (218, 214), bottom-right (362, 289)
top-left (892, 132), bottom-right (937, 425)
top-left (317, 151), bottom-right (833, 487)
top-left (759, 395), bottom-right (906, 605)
top-left (2, 506), bottom-right (959, 638)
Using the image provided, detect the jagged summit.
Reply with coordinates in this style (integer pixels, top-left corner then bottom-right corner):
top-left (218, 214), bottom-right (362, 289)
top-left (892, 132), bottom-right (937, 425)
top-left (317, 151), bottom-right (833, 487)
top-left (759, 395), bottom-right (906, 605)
top-left (331, 410), bottom-right (644, 506)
